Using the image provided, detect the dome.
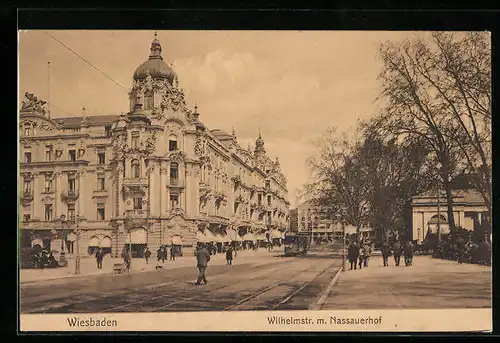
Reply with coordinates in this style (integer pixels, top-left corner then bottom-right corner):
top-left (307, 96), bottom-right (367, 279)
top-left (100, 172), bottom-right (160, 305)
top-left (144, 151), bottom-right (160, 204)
top-left (133, 33), bottom-right (177, 84)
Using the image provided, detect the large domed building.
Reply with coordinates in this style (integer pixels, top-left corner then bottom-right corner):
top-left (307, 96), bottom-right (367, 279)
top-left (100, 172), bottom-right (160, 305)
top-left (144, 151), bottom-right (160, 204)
top-left (18, 33), bottom-right (290, 262)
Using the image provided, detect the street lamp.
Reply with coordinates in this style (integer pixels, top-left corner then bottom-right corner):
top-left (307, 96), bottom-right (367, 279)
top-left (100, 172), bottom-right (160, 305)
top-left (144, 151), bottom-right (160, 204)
top-left (74, 215), bottom-right (81, 275)
top-left (59, 214), bottom-right (68, 267)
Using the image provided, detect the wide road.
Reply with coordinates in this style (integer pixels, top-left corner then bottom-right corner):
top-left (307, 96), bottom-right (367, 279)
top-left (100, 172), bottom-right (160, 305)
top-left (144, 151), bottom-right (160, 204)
top-left (21, 248), bottom-right (342, 313)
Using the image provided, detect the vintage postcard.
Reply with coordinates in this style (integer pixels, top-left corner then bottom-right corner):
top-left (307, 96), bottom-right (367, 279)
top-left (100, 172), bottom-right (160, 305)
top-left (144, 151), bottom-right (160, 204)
top-left (18, 30), bottom-right (492, 332)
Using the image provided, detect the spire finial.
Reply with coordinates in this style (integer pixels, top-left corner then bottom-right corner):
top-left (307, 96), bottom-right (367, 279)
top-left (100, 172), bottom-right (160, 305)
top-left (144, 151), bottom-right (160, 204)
top-left (149, 31), bottom-right (162, 60)
top-left (154, 30), bottom-right (157, 38)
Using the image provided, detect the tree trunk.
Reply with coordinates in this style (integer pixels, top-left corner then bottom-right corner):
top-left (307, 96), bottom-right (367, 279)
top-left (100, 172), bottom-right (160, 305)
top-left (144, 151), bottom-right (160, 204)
top-left (443, 179), bottom-right (456, 238)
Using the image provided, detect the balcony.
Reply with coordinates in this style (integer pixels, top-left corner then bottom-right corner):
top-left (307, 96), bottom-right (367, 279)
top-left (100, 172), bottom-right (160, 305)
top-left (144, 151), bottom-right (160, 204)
top-left (20, 190), bottom-right (34, 204)
top-left (61, 189), bottom-right (79, 202)
top-left (168, 177), bottom-right (184, 189)
top-left (125, 209), bottom-right (147, 218)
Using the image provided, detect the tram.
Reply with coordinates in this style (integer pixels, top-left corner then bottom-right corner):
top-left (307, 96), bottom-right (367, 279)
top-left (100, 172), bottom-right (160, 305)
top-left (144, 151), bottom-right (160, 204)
top-left (283, 233), bottom-right (309, 256)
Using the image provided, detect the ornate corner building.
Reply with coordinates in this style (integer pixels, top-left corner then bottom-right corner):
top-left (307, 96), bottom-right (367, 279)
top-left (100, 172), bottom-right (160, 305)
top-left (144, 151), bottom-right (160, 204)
top-left (19, 35), bottom-right (290, 258)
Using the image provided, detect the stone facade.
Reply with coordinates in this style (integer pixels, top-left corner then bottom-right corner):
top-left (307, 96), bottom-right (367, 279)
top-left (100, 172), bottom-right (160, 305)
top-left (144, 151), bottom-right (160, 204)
top-left (411, 190), bottom-right (489, 242)
top-left (19, 35), bottom-right (290, 258)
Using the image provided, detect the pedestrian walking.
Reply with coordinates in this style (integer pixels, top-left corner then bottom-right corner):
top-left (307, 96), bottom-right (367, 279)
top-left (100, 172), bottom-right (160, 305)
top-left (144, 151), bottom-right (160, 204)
top-left (347, 241), bottom-right (359, 270)
top-left (362, 242), bottom-right (372, 268)
top-left (144, 247), bottom-right (151, 264)
top-left (226, 246), bottom-right (234, 265)
top-left (124, 249), bottom-right (131, 272)
top-left (381, 241), bottom-right (391, 267)
top-left (404, 240), bottom-right (414, 266)
top-left (358, 244), bottom-right (365, 269)
top-left (393, 240), bottom-right (402, 266)
top-left (170, 245), bottom-right (176, 261)
top-left (455, 236), bottom-right (466, 264)
top-left (95, 247), bottom-right (104, 269)
top-left (195, 243), bottom-right (211, 285)
top-left (157, 246), bottom-right (164, 263)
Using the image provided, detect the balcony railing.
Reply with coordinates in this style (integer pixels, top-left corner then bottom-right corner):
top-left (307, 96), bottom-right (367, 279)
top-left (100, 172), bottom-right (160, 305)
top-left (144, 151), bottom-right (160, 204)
top-left (61, 189), bottom-right (80, 202)
top-left (20, 190), bottom-right (34, 202)
top-left (125, 209), bottom-right (147, 218)
top-left (169, 177), bottom-right (184, 188)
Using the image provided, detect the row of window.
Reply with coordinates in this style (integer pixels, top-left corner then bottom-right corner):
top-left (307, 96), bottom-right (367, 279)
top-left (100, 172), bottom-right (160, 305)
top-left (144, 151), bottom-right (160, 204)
top-left (23, 125), bottom-right (112, 137)
top-left (23, 149), bottom-right (106, 164)
top-left (25, 193), bottom-right (181, 223)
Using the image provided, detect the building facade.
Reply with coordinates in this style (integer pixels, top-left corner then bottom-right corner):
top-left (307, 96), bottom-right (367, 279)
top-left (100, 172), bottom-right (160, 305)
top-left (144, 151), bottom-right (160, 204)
top-left (411, 189), bottom-right (489, 242)
top-left (19, 35), bottom-right (290, 258)
top-left (296, 199), bottom-right (374, 241)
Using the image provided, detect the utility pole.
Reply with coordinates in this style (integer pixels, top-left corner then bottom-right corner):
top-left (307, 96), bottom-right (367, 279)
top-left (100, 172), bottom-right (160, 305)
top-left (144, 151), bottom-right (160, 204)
top-left (342, 224), bottom-right (346, 271)
top-left (47, 61), bottom-right (51, 118)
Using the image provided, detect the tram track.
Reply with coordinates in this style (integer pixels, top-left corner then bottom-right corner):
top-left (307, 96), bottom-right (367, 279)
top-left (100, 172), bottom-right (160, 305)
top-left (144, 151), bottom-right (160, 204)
top-left (223, 261), bottom-right (337, 311)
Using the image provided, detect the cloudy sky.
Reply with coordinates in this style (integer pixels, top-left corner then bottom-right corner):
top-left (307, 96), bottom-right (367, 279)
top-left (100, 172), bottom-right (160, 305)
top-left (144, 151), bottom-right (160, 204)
top-left (18, 30), bottom-right (423, 207)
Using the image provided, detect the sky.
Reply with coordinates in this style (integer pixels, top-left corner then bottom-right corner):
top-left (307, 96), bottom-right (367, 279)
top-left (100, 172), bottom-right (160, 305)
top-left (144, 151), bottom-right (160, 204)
top-left (18, 30), bottom-right (424, 207)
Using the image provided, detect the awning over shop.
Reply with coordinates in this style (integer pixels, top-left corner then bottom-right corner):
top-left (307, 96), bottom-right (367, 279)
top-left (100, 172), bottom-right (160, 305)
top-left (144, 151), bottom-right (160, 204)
top-left (101, 236), bottom-right (112, 248)
top-left (270, 230), bottom-right (282, 239)
top-left (216, 234), bottom-right (230, 243)
top-left (171, 235), bottom-right (183, 246)
top-left (125, 228), bottom-right (147, 244)
top-left (242, 233), bottom-right (256, 241)
top-left (227, 228), bottom-right (241, 241)
top-left (255, 234), bottom-right (266, 241)
top-left (204, 229), bottom-right (218, 242)
top-left (89, 236), bottom-right (100, 246)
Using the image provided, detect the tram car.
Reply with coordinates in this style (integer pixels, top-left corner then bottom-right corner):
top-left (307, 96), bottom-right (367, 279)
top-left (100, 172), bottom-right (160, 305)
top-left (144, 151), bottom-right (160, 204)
top-left (283, 234), bottom-right (309, 256)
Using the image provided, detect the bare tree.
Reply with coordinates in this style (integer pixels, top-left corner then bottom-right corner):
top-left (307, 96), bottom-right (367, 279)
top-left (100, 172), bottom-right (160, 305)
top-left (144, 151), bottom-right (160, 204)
top-left (306, 127), bottom-right (370, 238)
top-left (377, 34), bottom-right (474, 236)
top-left (357, 124), bottom-right (431, 244)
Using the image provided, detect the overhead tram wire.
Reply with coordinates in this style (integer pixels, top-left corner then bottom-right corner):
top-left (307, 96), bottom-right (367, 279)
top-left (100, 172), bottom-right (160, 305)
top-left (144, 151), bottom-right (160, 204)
top-left (44, 32), bottom-right (128, 92)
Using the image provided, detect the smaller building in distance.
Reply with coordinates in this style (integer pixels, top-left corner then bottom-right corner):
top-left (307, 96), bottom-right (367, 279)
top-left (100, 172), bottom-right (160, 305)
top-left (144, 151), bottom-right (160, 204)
top-left (411, 189), bottom-right (490, 242)
top-left (296, 199), bottom-right (373, 241)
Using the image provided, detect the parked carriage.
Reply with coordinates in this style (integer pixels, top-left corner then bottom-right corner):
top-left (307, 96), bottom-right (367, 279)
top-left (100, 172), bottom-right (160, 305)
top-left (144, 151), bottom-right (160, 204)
top-left (283, 234), bottom-right (309, 256)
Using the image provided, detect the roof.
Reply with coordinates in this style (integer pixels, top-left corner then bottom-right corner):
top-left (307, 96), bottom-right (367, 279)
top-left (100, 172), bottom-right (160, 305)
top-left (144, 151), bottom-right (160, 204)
top-left (211, 129), bottom-right (232, 140)
top-left (54, 115), bottom-right (120, 128)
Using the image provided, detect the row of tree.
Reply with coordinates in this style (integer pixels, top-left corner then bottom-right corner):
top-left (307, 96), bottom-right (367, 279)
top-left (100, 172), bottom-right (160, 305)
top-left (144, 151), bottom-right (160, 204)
top-left (307, 32), bottom-right (491, 243)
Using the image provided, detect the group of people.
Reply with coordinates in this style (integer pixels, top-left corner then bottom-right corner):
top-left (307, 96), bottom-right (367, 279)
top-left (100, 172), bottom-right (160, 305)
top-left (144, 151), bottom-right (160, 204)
top-left (380, 240), bottom-right (415, 267)
top-left (156, 245), bottom-right (176, 263)
top-left (347, 240), bottom-right (374, 270)
top-left (29, 249), bottom-right (60, 269)
top-left (347, 239), bottom-right (416, 270)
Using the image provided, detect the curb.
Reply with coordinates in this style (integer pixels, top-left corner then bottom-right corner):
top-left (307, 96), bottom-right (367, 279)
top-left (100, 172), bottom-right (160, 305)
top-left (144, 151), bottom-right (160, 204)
top-left (309, 265), bottom-right (343, 310)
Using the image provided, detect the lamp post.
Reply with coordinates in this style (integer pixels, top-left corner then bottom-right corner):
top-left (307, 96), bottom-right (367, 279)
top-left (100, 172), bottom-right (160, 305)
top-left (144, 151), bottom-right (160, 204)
top-left (342, 224), bottom-right (346, 272)
top-left (74, 215), bottom-right (81, 275)
top-left (59, 214), bottom-right (68, 267)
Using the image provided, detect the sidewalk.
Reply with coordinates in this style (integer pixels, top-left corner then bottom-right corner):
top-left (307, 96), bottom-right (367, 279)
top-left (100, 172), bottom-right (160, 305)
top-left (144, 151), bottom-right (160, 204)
top-left (20, 247), bottom-right (285, 284)
top-left (321, 255), bottom-right (492, 309)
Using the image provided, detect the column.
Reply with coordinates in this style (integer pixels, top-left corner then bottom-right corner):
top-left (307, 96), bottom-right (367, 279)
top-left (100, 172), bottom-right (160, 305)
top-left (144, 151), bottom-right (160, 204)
top-left (54, 172), bottom-right (61, 218)
top-left (160, 163), bottom-right (168, 215)
top-left (149, 162), bottom-right (159, 217)
top-left (117, 162), bottom-right (124, 217)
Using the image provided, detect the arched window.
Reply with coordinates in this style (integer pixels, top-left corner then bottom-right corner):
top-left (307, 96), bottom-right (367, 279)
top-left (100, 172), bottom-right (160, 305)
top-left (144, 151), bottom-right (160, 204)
top-left (132, 159), bottom-right (140, 178)
top-left (144, 90), bottom-right (154, 110)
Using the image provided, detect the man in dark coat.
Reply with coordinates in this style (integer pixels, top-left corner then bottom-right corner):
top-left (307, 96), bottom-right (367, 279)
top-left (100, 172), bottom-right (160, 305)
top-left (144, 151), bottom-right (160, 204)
top-left (393, 240), bottom-right (402, 266)
top-left (226, 246), bottom-right (234, 265)
top-left (95, 248), bottom-right (104, 269)
top-left (381, 242), bottom-right (391, 267)
top-left (157, 246), bottom-right (164, 263)
top-left (144, 247), bottom-right (151, 264)
top-left (347, 241), bottom-right (359, 270)
top-left (195, 243), bottom-right (211, 285)
top-left (404, 241), bottom-right (414, 266)
top-left (170, 246), bottom-right (176, 261)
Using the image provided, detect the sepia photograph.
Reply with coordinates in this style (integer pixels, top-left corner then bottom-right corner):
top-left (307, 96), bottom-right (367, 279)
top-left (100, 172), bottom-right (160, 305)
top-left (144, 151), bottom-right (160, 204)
top-left (18, 30), bottom-right (492, 332)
